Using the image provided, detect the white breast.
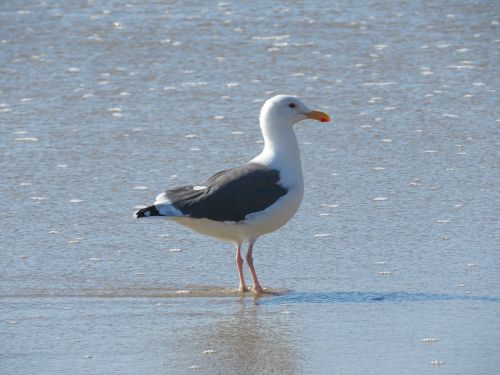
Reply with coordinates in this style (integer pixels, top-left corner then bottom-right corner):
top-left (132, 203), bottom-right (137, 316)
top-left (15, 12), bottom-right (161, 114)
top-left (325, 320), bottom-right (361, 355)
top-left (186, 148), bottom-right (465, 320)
top-left (170, 185), bottom-right (303, 243)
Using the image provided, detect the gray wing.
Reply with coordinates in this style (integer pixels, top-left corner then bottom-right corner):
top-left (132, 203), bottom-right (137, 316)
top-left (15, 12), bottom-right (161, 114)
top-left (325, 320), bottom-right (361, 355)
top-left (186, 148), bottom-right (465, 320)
top-left (163, 163), bottom-right (288, 222)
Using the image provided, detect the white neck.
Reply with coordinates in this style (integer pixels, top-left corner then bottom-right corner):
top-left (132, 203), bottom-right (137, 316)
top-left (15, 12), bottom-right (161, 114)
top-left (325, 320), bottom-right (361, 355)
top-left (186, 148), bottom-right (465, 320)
top-left (250, 118), bottom-right (303, 190)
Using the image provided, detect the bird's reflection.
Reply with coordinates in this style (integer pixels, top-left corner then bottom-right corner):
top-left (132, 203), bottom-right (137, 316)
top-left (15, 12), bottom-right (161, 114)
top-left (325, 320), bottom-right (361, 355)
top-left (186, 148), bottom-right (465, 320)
top-left (195, 297), bottom-right (301, 375)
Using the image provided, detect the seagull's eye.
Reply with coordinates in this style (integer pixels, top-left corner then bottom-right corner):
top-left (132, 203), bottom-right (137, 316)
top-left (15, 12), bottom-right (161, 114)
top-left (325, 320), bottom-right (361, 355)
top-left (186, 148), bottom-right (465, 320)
top-left (288, 103), bottom-right (296, 108)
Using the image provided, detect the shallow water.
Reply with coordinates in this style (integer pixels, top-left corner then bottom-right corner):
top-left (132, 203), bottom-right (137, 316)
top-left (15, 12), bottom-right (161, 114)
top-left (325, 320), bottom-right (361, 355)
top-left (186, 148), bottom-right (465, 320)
top-left (1, 0), bottom-right (499, 374)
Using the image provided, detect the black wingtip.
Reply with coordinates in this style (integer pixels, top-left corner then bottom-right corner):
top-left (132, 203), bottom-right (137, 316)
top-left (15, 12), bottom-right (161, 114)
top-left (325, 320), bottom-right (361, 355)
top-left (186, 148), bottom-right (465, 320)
top-left (134, 205), bottom-right (160, 218)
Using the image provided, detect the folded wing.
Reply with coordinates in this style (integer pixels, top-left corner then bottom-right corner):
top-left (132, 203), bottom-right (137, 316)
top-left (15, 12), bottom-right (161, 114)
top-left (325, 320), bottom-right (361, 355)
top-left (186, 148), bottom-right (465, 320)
top-left (158, 163), bottom-right (288, 222)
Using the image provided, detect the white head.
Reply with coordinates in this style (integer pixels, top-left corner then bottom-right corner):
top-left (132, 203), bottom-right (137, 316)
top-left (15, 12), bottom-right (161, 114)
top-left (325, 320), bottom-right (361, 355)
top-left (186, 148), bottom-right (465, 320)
top-left (259, 94), bottom-right (331, 128)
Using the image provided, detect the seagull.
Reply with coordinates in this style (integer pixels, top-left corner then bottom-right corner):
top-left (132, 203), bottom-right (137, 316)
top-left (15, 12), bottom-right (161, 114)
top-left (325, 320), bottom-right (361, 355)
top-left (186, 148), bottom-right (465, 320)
top-left (134, 95), bottom-right (331, 293)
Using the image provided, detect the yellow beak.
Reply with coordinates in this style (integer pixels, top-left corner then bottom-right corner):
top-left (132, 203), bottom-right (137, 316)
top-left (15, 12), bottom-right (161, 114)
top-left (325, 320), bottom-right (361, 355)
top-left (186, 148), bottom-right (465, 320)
top-left (305, 110), bottom-right (331, 123)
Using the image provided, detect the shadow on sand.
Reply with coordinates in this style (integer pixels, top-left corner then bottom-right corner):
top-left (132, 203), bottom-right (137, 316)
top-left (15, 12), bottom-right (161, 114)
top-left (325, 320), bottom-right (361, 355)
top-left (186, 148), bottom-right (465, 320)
top-left (258, 291), bottom-right (500, 305)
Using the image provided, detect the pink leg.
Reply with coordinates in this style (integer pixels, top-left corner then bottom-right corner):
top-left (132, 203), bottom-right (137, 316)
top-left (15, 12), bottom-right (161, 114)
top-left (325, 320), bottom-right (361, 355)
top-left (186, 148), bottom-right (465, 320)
top-left (235, 242), bottom-right (249, 292)
top-left (246, 240), bottom-right (263, 293)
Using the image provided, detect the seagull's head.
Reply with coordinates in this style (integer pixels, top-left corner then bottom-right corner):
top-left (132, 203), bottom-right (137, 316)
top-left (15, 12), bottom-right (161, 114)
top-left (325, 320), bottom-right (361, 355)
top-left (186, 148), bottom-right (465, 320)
top-left (260, 95), bottom-right (331, 128)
